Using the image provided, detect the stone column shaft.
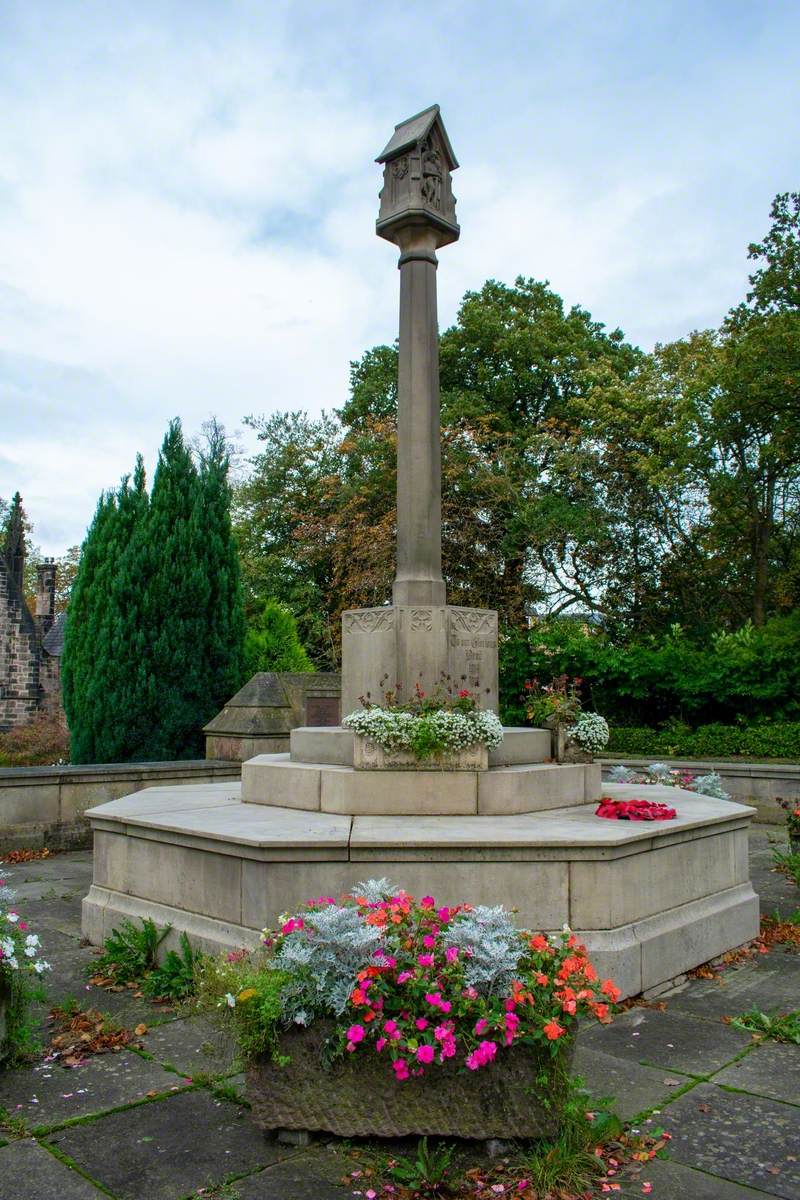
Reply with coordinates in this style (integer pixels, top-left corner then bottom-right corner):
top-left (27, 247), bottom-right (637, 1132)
top-left (393, 228), bottom-right (446, 607)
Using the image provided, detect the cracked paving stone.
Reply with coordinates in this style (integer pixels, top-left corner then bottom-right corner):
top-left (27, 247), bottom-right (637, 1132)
top-left (0, 1138), bottom-right (106, 1199)
top-left (571, 1045), bottom-right (693, 1120)
top-left (625, 1156), bottom-right (782, 1199)
top-left (0, 1050), bottom-right (190, 1128)
top-left (665, 953), bottom-right (800, 1021)
top-left (45, 1087), bottom-right (288, 1200)
top-left (577, 1006), bottom-right (752, 1075)
top-left (140, 1015), bottom-right (240, 1078)
top-left (715, 1040), bottom-right (800, 1105)
top-left (231, 1147), bottom-right (355, 1198)
top-left (661, 1081), bottom-right (800, 1197)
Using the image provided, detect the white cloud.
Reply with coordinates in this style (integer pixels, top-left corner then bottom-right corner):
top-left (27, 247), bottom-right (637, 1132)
top-left (0, 1), bottom-right (798, 551)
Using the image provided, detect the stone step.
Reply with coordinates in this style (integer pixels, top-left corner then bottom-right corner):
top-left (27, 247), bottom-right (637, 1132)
top-left (288, 725), bottom-right (552, 768)
top-left (240, 753), bottom-right (600, 816)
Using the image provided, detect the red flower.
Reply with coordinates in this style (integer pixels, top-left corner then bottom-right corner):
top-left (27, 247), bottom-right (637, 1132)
top-left (543, 1019), bottom-right (565, 1040)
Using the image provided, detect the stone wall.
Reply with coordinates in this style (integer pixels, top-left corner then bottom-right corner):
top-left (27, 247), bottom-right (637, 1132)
top-left (0, 555), bottom-right (41, 731)
top-left (0, 759), bottom-right (242, 852)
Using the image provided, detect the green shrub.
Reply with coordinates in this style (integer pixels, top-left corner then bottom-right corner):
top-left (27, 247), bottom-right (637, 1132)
top-left (242, 599), bottom-right (313, 680)
top-left (500, 612), bottom-right (800, 729)
top-left (606, 721), bottom-right (800, 760)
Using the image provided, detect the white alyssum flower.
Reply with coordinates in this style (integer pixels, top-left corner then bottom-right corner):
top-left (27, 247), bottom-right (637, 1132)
top-left (568, 712), bottom-right (609, 753)
top-left (343, 708), bottom-right (504, 754)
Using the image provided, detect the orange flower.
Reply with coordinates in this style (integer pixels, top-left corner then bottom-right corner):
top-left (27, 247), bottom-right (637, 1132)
top-left (600, 979), bottom-right (621, 1002)
top-left (530, 934), bottom-right (549, 952)
top-left (535, 973), bottom-right (549, 986)
top-left (582, 961), bottom-right (598, 982)
top-left (543, 1019), bottom-right (565, 1040)
top-left (592, 1002), bottom-right (610, 1021)
top-left (350, 988), bottom-right (367, 1006)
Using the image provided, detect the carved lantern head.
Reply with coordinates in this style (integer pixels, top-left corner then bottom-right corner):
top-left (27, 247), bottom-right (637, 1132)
top-left (376, 104), bottom-right (459, 249)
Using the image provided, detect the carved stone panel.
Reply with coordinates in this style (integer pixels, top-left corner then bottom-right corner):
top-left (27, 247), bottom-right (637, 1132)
top-left (447, 608), bottom-right (499, 710)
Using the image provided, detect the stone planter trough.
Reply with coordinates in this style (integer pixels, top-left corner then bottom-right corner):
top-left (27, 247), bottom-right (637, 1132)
top-left (352, 734), bottom-right (488, 771)
top-left (545, 718), bottom-right (592, 765)
top-left (246, 1020), bottom-right (572, 1140)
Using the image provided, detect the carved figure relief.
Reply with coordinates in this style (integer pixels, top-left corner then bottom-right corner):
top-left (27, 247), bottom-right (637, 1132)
top-left (420, 139), bottom-right (442, 210)
top-left (343, 609), bottom-right (395, 634)
top-left (410, 609), bottom-right (433, 632)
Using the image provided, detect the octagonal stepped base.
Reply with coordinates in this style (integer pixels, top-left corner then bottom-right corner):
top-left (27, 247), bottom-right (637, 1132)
top-left (241, 754), bottom-right (601, 816)
top-left (81, 782), bottom-right (760, 1000)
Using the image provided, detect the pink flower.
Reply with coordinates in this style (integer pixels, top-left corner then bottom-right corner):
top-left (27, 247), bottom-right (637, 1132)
top-left (281, 917), bottom-right (304, 934)
top-left (416, 1044), bottom-right (435, 1064)
top-left (503, 1011), bottom-right (520, 1045)
top-left (383, 1019), bottom-right (401, 1040)
top-left (420, 896), bottom-right (435, 909)
top-left (415, 1017), bottom-right (428, 1031)
top-left (437, 906), bottom-right (450, 922)
top-left (422, 934), bottom-right (437, 949)
top-left (445, 946), bottom-right (459, 963)
top-left (346, 1024), bottom-right (365, 1044)
top-left (417, 954), bottom-right (434, 968)
top-left (466, 1040), bottom-right (498, 1071)
top-left (392, 1058), bottom-right (409, 1080)
top-left (474, 1017), bottom-right (489, 1035)
top-left (18, 921), bottom-right (27, 931)
top-left (375, 1037), bottom-right (387, 1052)
top-left (397, 970), bottom-right (414, 984)
top-left (438, 999), bottom-right (452, 1013)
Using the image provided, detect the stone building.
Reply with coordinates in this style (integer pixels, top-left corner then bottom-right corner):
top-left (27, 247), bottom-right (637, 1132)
top-left (0, 498), bottom-right (65, 731)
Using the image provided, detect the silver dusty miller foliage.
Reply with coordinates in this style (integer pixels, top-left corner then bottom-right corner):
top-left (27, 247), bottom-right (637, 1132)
top-left (271, 902), bottom-right (383, 1023)
top-left (444, 905), bottom-right (524, 996)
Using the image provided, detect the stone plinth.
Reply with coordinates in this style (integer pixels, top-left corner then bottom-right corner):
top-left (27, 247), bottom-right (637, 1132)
top-left (81, 782), bottom-right (760, 1001)
top-left (289, 725), bottom-right (551, 767)
top-left (341, 605), bottom-right (499, 715)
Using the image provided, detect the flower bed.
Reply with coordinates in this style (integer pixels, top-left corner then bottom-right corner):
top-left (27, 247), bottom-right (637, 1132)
top-left (595, 797), bottom-right (677, 821)
top-left (197, 881), bottom-right (620, 1140)
top-left (607, 762), bottom-right (730, 800)
top-left (778, 799), bottom-right (800, 854)
top-left (0, 871), bottom-right (51, 1062)
top-left (343, 683), bottom-right (503, 765)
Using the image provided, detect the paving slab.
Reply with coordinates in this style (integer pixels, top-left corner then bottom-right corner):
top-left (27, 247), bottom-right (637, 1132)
top-left (140, 1015), bottom-right (240, 1078)
top-left (0, 1137), bottom-right (107, 1200)
top-left (577, 1006), bottom-right (752, 1075)
top-left (625, 1155), bottom-right (780, 1199)
top-left (662, 1081), bottom-right (800, 1197)
top-left (571, 1045), bottom-right (690, 1120)
top-left (232, 1147), bottom-right (353, 1198)
top-left (715, 1040), bottom-right (800, 1105)
top-left (666, 952), bottom-right (800, 1020)
top-left (0, 1051), bottom-right (189, 1129)
top-left (46, 1088), bottom-right (286, 1200)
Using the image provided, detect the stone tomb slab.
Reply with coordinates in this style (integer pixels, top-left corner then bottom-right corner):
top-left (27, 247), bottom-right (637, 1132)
top-left (0, 1051), bottom-right (189, 1129)
top-left (715, 1040), bottom-right (800, 1105)
top-left (0, 1138), bottom-right (107, 1200)
top-left (47, 1088), bottom-right (284, 1200)
top-left (578, 1007), bottom-right (752, 1076)
top-left (662, 1081), bottom-right (800, 1197)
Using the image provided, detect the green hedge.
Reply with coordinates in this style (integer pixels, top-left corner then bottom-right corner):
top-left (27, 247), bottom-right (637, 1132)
top-left (607, 721), bottom-right (800, 760)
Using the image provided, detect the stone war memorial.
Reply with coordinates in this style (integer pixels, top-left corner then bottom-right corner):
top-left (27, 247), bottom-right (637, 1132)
top-left (82, 106), bottom-right (759, 1000)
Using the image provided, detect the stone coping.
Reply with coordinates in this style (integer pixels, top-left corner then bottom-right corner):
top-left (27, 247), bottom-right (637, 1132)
top-left (85, 782), bottom-right (754, 862)
top-left (0, 759), bottom-right (240, 783)
top-left (601, 755), bottom-right (800, 778)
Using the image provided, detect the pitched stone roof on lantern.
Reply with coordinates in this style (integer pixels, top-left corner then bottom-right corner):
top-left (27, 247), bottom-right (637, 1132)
top-left (376, 104), bottom-right (458, 169)
top-left (42, 610), bottom-right (67, 656)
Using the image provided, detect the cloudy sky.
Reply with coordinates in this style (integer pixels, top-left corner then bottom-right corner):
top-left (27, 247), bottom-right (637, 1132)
top-left (1, 1), bottom-right (798, 554)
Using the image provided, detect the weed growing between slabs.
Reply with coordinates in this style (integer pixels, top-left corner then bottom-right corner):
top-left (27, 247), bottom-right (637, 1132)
top-left (729, 1007), bottom-right (800, 1044)
top-left (88, 917), bottom-right (206, 1003)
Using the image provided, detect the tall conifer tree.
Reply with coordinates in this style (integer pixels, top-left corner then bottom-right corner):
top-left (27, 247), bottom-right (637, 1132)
top-left (63, 420), bottom-right (244, 763)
